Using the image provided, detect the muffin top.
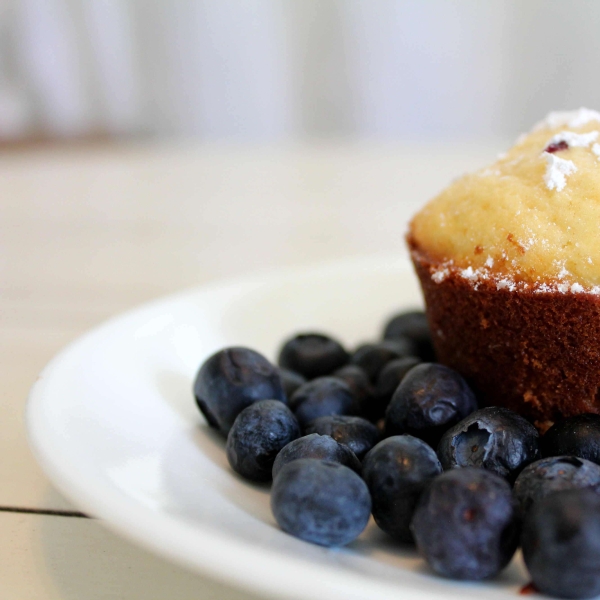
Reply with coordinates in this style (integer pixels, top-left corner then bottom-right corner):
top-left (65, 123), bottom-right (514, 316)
top-left (409, 108), bottom-right (600, 292)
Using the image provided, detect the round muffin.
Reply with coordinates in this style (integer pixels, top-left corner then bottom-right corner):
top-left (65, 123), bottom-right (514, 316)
top-left (408, 108), bottom-right (600, 430)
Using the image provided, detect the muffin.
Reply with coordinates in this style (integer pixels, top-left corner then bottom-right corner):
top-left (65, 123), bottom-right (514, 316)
top-left (408, 108), bottom-right (600, 431)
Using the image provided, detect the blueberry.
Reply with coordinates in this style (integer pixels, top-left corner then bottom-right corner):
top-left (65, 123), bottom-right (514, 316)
top-left (278, 367), bottom-right (306, 401)
top-left (513, 456), bottom-right (600, 513)
top-left (437, 407), bottom-right (540, 482)
top-left (411, 467), bottom-right (520, 580)
top-left (385, 337), bottom-right (420, 358)
top-left (226, 400), bottom-right (300, 482)
top-left (385, 363), bottom-right (477, 445)
top-left (278, 333), bottom-right (349, 379)
top-left (271, 459), bottom-right (372, 547)
top-left (375, 357), bottom-right (421, 414)
top-left (305, 415), bottom-right (380, 460)
top-left (522, 489), bottom-right (600, 599)
top-left (362, 435), bottom-right (442, 542)
top-left (350, 340), bottom-right (417, 382)
top-left (193, 347), bottom-right (286, 435)
top-left (383, 310), bottom-right (435, 361)
top-left (332, 365), bottom-right (377, 420)
top-left (289, 377), bottom-right (355, 429)
top-left (272, 433), bottom-right (361, 479)
top-left (541, 414), bottom-right (600, 465)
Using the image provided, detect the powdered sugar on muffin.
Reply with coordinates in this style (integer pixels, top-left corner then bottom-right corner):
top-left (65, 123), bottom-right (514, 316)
top-left (410, 108), bottom-right (600, 293)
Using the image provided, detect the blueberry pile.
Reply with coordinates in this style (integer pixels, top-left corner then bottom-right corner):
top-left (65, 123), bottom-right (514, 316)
top-left (193, 310), bottom-right (600, 599)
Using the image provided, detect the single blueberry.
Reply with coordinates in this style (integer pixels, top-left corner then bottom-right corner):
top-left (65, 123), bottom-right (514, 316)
top-left (350, 340), bottom-right (417, 382)
top-left (332, 365), bottom-right (378, 420)
top-left (289, 377), bottom-right (356, 429)
top-left (385, 363), bottom-right (477, 446)
top-left (541, 413), bottom-right (600, 465)
top-left (278, 333), bottom-right (349, 379)
top-left (278, 367), bottom-right (306, 401)
top-left (375, 357), bottom-right (422, 416)
top-left (382, 309), bottom-right (429, 340)
top-left (272, 433), bottom-right (361, 479)
top-left (411, 467), bottom-right (520, 580)
top-left (385, 337), bottom-right (420, 358)
top-left (271, 459), bottom-right (372, 547)
top-left (305, 415), bottom-right (380, 460)
top-left (362, 435), bottom-right (442, 542)
top-left (193, 347), bottom-right (286, 435)
top-left (437, 406), bottom-right (540, 482)
top-left (513, 456), bottom-right (600, 513)
top-left (226, 400), bottom-right (301, 482)
top-left (522, 489), bottom-right (600, 599)
top-left (383, 310), bottom-right (435, 361)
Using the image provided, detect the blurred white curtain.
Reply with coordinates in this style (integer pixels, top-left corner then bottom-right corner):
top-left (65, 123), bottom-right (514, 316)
top-left (343, 1), bottom-right (512, 138)
top-left (2, 0), bottom-right (600, 141)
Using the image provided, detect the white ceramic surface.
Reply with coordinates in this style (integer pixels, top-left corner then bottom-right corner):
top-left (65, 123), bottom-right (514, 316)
top-left (27, 255), bottom-right (528, 600)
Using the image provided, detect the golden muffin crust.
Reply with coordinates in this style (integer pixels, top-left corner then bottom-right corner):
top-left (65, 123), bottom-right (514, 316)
top-left (410, 108), bottom-right (600, 292)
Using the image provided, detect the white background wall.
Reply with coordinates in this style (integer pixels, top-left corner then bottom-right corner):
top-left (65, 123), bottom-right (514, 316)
top-left (2, 0), bottom-right (600, 141)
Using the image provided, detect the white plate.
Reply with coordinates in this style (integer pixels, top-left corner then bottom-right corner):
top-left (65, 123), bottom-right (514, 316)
top-left (27, 255), bottom-right (528, 600)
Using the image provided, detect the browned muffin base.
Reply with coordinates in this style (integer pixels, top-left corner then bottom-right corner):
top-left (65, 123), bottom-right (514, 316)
top-left (409, 241), bottom-right (600, 430)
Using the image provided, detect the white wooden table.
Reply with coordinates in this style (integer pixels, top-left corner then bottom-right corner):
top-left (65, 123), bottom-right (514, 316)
top-left (0, 140), bottom-right (498, 599)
